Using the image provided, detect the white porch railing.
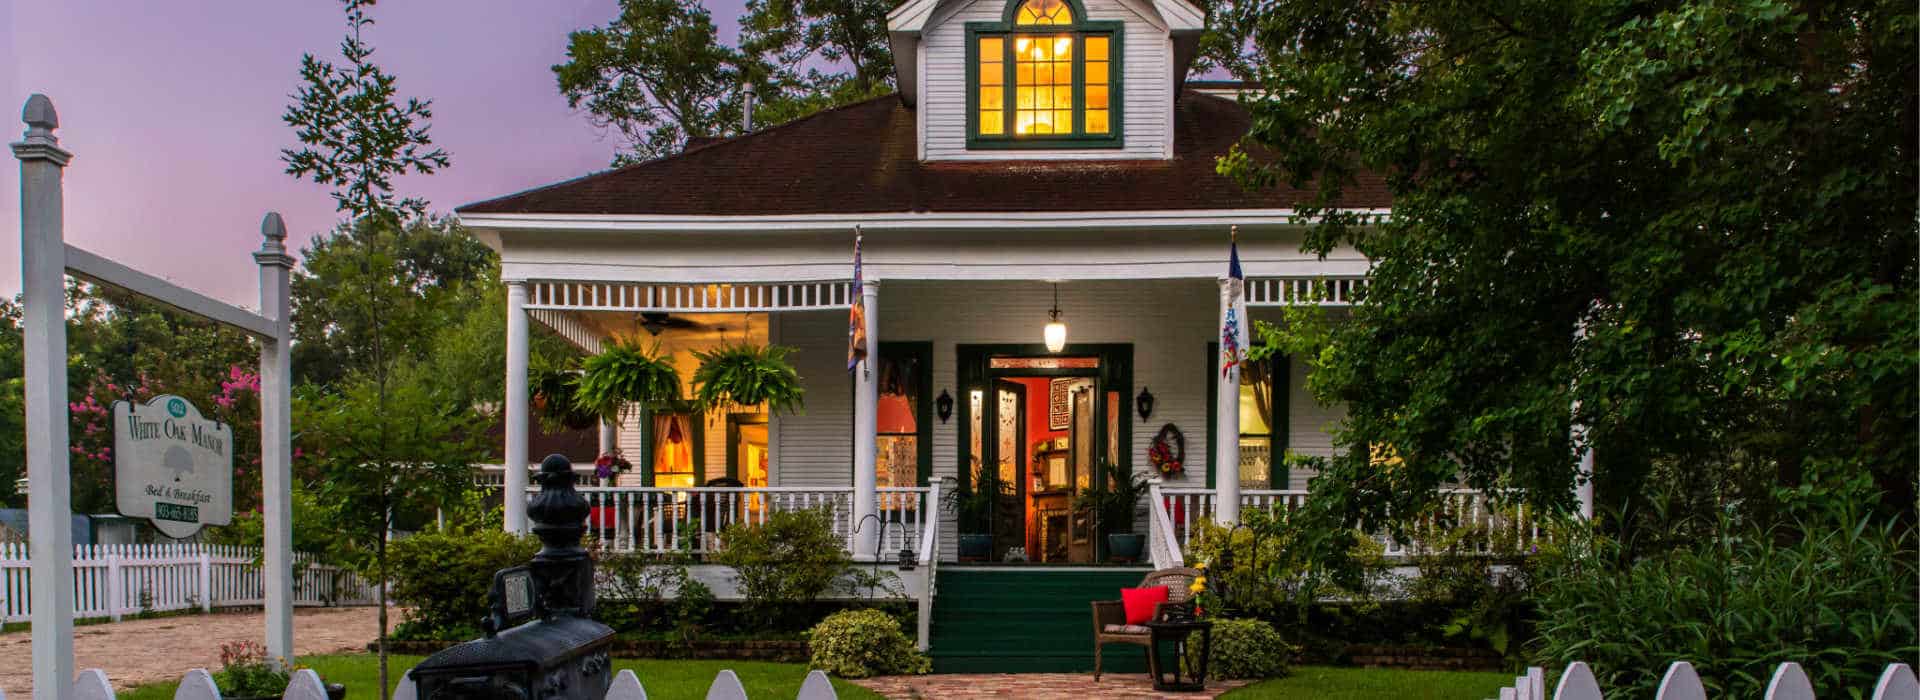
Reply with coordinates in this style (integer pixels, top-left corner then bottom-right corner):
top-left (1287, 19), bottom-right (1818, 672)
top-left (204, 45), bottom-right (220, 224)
top-left (545, 486), bottom-right (935, 557)
top-left (1149, 487), bottom-right (1540, 568)
top-left (0, 543), bottom-right (376, 623)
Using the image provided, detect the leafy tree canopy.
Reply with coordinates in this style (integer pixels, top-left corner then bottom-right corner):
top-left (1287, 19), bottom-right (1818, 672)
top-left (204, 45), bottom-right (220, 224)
top-left (555, 0), bottom-right (893, 164)
top-left (1228, 0), bottom-right (1916, 543)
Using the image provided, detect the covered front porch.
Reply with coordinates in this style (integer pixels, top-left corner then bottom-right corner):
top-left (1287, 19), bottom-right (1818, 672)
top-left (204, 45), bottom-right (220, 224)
top-left (481, 266), bottom-right (1437, 570)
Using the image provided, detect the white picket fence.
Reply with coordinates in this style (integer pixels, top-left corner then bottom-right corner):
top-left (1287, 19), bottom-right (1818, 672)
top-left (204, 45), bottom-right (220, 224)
top-left (1491, 661), bottom-right (1918, 700)
top-left (391, 667), bottom-right (841, 700)
top-left (0, 543), bottom-right (376, 623)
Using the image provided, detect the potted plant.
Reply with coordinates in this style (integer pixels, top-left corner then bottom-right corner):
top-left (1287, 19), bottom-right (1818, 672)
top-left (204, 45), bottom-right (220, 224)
top-left (690, 343), bottom-right (805, 415)
top-left (573, 338), bottom-right (682, 421)
top-left (1075, 462), bottom-right (1153, 563)
top-left (943, 466), bottom-right (1011, 561)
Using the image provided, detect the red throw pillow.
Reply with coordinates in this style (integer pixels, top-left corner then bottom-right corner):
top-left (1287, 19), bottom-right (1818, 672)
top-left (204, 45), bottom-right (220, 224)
top-left (1121, 586), bottom-right (1170, 625)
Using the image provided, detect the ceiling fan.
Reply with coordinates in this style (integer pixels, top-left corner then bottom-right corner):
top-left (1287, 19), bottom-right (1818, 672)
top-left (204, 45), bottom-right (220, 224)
top-left (637, 312), bottom-right (707, 336)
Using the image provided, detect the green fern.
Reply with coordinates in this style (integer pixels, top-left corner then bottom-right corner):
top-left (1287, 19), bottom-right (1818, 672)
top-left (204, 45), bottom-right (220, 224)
top-left (690, 343), bottom-right (805, 416)
top-left (573, 338), bottom-right (682, 420)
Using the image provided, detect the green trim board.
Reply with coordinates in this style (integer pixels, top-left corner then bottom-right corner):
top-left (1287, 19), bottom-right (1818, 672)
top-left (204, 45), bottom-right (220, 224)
top-left (1205, 341), bottom-right (1290, 489)
top-left (964, 4), bottom-right (1125, 149)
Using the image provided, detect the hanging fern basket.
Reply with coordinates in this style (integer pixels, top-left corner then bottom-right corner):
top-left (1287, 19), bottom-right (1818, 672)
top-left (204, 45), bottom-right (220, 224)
top-left (573, 339), bottom-right (683, 421)
top-left (691, 343), bottom-right (805, 416)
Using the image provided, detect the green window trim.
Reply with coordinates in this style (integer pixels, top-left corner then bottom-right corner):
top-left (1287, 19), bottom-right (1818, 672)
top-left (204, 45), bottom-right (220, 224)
top-left (1205, 342), bottom-right (1290, 489)
top-left (964, 0), bottom-right (1125, 150)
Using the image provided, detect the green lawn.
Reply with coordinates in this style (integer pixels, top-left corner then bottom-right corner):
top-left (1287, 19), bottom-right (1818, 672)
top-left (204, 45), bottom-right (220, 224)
top-left (123, 654), bottom-right (884, 700)
top-left (1221, 666), bottom-right (1515, 700)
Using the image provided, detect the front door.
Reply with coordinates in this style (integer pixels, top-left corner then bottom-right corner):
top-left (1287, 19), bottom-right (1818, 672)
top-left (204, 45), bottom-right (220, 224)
top-left (959, 344), bottom-right (1134, 564)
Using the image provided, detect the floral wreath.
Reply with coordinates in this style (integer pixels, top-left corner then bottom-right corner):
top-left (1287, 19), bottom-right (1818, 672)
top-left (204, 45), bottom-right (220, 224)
top-left (1148, 423), bottom-right (1185, 477)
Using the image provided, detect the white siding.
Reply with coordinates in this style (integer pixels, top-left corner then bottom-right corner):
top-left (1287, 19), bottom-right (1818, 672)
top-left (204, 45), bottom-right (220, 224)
top-left (921, 0), bottom-right (1172, 160)
top-left (773, 311), bottom-right (855, 486)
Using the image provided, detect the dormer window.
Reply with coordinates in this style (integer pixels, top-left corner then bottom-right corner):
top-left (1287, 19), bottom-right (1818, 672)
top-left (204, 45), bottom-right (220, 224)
top-left (968, 0), bottom-right (1123, 148)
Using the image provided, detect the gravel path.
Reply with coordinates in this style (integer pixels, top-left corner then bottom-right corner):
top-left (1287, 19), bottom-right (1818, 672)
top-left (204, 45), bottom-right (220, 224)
top-left (0, 605), bottom-right (387, 695)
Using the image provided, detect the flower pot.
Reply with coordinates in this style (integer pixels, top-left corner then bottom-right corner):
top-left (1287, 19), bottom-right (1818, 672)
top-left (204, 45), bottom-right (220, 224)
top-left (958, 533), bottom-right (993, 561)
top-left (1107, 533), bottom-right (1146, 563)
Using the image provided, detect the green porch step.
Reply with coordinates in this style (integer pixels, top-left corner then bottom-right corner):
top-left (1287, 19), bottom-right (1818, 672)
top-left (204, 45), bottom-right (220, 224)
top-left (929, 567), bottom-right (1156, 674)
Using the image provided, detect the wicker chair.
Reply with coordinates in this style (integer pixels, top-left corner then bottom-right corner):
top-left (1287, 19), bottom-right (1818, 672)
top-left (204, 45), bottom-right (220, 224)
top-left (1089, 567), bottom-right (1201, 680)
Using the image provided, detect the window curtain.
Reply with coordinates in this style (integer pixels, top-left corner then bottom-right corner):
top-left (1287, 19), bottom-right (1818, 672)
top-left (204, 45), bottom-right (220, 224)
top-left (652, 413), bottom-right (694, 475)
top-left (1244, 359), bottom-right (1274, 429)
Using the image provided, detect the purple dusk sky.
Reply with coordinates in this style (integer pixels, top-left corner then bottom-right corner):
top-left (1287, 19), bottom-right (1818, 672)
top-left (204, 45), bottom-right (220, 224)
top-left (2, 0), bottom-right (752, 308)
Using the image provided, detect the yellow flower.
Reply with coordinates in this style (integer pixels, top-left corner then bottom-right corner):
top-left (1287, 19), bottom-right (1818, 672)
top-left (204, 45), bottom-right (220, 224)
top-left (1195, 561), bottom-right (1208, 570)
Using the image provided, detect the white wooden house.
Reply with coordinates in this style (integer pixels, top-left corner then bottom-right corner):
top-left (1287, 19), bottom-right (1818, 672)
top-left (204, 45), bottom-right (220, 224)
top-left (456, 0), bottom-right (1495, 671)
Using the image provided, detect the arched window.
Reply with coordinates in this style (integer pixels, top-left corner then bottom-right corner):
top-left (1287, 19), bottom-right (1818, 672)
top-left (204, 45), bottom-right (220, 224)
top-left (968, 0), bottom-right (1122, 148)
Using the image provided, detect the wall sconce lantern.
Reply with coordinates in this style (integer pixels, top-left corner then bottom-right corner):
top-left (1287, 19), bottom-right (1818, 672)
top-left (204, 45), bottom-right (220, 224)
top-left (936, 389), bottom-right (954, 423)
top-left (1136, 387), bottom-right (1155, 420)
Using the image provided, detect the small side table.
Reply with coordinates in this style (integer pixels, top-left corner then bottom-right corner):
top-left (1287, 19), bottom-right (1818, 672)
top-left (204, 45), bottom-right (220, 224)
top-left (1143, 618), bottom-right (1213, 692)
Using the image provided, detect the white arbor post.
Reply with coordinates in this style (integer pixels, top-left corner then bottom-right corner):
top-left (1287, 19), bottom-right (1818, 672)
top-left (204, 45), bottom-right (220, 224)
top-left (504, 281), bottom-right (531, 533)
top-left (1213, 276), bottom-right (1241, 525)
top-left (255, 213), bottom-right (296, 663)
top-left (15, 93), bottom-right (76, 700)
top-left (851, 280), bottom-right (880, 561)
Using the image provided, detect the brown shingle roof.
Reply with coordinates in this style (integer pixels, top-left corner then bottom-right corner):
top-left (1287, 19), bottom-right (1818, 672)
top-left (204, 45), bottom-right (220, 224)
top-left (457, 91), bottom-right (1391, 217)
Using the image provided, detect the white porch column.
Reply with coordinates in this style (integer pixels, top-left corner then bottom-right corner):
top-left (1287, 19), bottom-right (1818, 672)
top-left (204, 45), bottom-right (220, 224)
top-left (851, 280), bottom-right (880, 560)
top-left (1213, 276), bottom-right (1242, 525)
top-left (15, 93), bottom-right (75, 700)
top-left (253, 213), bottom-right (295, 665)
top-left (504, 281), bottom-right (530, 533)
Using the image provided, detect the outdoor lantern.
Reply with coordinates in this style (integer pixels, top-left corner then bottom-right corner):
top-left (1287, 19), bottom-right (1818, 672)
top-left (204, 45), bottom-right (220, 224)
top-left (936, 389), bottom-right (954, 423)
top-left (1043, 283), bottom-right (1067, 352)
top-left (1136, 387), bottom-right (1155, 420)
top-left (898, 547), bottom-right (917, 570)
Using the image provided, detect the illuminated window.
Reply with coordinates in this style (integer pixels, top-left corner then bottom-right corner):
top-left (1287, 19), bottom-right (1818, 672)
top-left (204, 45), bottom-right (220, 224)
top-left (970, 0), bottom-right (1120, 146)
top-left (645, 412), bottom-right (701, 488)
top-left (1208, 348), bottom-right (1290, 490)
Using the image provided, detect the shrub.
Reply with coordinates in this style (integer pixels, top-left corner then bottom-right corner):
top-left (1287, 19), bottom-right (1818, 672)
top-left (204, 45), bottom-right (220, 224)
top-left (214, 640), bottom-right (289, 696)
top-left (1530, 506), bottom-right (1917, 697)
top-left (1190, 618), bottom-right (1290, 680)
top-left (713, 507), bottom-right (849, 627)
top-left (805, 609), bottom-right (929, 678)
top-left (388, 528), bottom-right (540, 640)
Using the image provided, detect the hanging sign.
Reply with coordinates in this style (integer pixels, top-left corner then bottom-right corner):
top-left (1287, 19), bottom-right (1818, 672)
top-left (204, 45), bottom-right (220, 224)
top-left (113, 395), bottom-right (233, 538)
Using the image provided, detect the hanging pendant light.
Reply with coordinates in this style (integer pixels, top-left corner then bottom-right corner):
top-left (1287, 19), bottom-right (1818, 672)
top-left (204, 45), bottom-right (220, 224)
top-left (1043, 283), bottom-right (1067, 353)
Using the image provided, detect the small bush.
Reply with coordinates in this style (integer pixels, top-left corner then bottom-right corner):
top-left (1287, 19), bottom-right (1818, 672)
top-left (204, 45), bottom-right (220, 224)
top-left (713, 508), bottom-right (849, 626)
top-left (1191, 618), bottom-right (1290, 679)
top-left (805, 609), bottom-right (929, 678)
top-left (214, 640), bottom-right (289, 696)
top-left (388, 528), bottom-right (540, 640)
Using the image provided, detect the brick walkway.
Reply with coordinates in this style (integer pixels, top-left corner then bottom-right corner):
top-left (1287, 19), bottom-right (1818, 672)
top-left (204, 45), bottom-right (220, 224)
top-left (0, 605), bottom-right (384, 695)
top-left (854, 673), bottom-right (1249, 699)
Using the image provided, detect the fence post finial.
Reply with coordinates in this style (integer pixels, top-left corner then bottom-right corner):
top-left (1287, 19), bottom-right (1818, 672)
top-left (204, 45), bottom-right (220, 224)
top-left (73, 669), bottom-right (115, 700)
top-left (608, 669), bottom-right (648, 700)
top-left (21, 95), bottom-right (57, 138)
top-left (1874, 663), bottom-right (1918, 700)
top-left (705, 669), bottom-right (748, 700)
top-left (175, 668), bottom-right (223, 700)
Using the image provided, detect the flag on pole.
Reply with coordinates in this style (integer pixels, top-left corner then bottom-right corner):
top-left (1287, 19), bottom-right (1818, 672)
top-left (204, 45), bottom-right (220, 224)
top-left (848, 227), bottom-right (868, 372)
top-left (1220, 226), bottom-right (1248, 381)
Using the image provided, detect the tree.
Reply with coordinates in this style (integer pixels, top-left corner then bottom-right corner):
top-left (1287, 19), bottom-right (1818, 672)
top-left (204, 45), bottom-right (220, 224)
top-left (739, 0), bottom-right (895, 97)
top-left (281, 0), bottom-right (460, 688)
top-left (554, 0), bottom-right (897, 165)
top-left (554, 0), bottom-right (748, 163)
top-left (289, 216), bottom-right (495, 386)
top-left (1224, 0), bottom-right (1916, 546)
